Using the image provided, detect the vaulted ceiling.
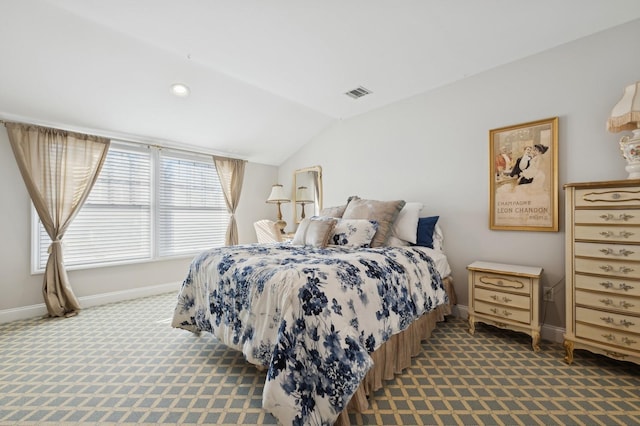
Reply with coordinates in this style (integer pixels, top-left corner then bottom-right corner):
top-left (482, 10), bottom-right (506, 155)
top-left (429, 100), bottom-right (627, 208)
top-left (2, 1), bottom-right (640, 165)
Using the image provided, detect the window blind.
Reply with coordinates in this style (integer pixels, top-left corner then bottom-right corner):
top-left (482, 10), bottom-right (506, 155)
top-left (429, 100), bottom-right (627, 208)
top-left (35, 143), bottom-right (228, 271)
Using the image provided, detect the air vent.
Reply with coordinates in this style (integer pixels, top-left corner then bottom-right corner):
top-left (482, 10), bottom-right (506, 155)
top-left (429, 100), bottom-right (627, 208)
top-left (344, 86), bottom-right (372, 99)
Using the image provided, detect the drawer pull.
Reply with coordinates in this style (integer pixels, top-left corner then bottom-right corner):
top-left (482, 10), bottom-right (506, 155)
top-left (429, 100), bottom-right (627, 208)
top-left (599, 281), bottom-right (635, 291)
top-left (490, 307), bottom-right (513, 317)
top-left (604, 350), bottom-right (628, 359)
top-left (600, 213), bottom-right (635, 221)
top-left (599, 230), bottom-right (634, 239)
top-left (600, 316), bottom-right (635, 327)
top-left (599, 265), bottom-right (634, 274)
top-left (599, 248), bottom-right (634, 257)
top-left (490, 294), bottom-right (512, 303)
top-left (602, 334), bottom-right (638, 346)
top-left (598, 299), bottom-right (634, 309)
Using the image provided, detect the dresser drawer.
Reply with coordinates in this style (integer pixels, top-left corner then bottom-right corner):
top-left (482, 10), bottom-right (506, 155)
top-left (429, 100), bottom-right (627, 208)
top-left (474, 287), bottom-right (530, 310)
top-left (575, 187), bottom-right (640, 208)
top-left (574, 225), bottom-right (640, 243)
top-left (575, 273), bottom-right (640, 297)
top-left (575, 289), bottom-right (639, 314)
top-left (576, 307), bottom-right (640, 335)
top-left (576, 322), bottom-right (640, 352)
top-left (474, 300), bottom-right (530, 324)
top-left (575, 209), bottom-right (640, 225)
top-left (472, 271), bottom-right (531, 296)
top-left (575, 241), bottom-right (640, 261)
top-left (574, 257), bottom-right (640, 279)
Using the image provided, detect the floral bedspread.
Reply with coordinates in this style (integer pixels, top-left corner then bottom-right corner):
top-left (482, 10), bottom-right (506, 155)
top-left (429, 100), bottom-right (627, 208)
top-left (171, 243), bottom-right (448, 425)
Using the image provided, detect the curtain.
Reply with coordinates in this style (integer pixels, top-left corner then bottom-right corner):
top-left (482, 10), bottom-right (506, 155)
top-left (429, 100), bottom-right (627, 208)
top-left (213, 156), bottom-right (246, 245)
top-left (5, 122), bottom-right (110, 317)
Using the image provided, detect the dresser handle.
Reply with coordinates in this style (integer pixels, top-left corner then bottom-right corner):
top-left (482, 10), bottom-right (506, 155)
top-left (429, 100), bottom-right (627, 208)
top-left (622, 337), bottom-right (637, 346)
top-left (600, 316), bottom-right (635, 327)
top-left (599, 231), bottom-right (635, 239)
top-left (599, 265), bottom-right (634, 274)
top-left (490, 294), bottom-right (512, 303)
top-left (599, 248), bottom-right (634, 257)
top-left (604, 350), bottom-right (628, 359)
top-left (490, 307), bottom-right (512, 317)
top-left (599, 281), bottom-right (635, 291)
top-left (602, 333), bottom-right (616, 341)
top-left (600, 213), bottom-right (634, 221)
top-left (599, 298), bottom-right (614, 306)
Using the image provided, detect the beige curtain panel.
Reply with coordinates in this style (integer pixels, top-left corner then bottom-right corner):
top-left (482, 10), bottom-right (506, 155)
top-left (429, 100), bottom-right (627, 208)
top-left (213, 156), bottom-right (246, 246)
top-left (5, 122), bottom-right (110, 317)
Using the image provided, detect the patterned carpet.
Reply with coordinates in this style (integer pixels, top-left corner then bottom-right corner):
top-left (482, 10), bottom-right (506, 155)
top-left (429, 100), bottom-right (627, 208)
top-left (1, 292), bottom-right (639, 426)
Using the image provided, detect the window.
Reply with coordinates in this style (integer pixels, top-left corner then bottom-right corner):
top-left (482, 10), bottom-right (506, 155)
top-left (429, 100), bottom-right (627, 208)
top-left (34, 142), bottom-right (228, 271)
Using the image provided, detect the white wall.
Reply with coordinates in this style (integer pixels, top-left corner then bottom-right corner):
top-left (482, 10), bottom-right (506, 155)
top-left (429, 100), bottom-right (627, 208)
top-left (0, 129), bottom-right (277, 319)
top-left (279, 19), bottom-right (640, 329)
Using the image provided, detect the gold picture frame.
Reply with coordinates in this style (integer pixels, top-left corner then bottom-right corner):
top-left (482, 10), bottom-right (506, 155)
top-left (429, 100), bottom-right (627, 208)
top-left (489, 117), bottom-right (558, 232)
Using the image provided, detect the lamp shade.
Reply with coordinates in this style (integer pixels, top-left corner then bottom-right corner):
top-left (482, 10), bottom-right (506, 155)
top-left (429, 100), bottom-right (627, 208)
top-left (266, 184), bottom-right (289, 203)
top-left (295, 186), bottom-right (313, 203)
top-left (607, 81), bottom-right (640, 133)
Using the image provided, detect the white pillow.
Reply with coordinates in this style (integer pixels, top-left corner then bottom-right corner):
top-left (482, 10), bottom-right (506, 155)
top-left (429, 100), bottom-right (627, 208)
top-left (391, 202), bottom-right (423, 244)
top-left (433, 223), bottom-right (444, 251)
top-left (329, 219), bottom-right (378, 248)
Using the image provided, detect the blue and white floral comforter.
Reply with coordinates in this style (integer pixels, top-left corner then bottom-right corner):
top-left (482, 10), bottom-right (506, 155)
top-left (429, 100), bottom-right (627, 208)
top-left (172, 243), bottom-right (448, 425)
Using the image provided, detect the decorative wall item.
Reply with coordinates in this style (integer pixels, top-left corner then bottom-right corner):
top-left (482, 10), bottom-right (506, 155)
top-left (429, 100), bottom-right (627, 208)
top-left (489, 117), bottom-right (558, 231)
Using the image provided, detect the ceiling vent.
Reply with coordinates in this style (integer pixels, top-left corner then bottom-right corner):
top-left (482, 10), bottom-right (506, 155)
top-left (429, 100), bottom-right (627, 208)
top-left (344, 86), bottom-right (372, 99)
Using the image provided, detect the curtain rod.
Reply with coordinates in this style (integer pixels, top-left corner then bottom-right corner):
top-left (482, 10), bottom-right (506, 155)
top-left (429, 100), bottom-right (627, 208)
top-left (0, 115), bottom-right (246, 162)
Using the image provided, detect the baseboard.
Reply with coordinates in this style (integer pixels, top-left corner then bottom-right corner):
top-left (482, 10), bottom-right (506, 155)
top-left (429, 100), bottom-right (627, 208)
top-left (453, 304), bottom-right (564, 344)
top-left (0, 282), bottom-right (181, 324)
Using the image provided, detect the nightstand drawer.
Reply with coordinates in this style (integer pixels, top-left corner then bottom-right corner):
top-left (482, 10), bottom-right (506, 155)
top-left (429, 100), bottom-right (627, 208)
top-left (474, 300), bottom-right (530, 324)
top-left (474, 287), bottom-right (530, 310)
top-left (472, 271), bottom-right (531, 296)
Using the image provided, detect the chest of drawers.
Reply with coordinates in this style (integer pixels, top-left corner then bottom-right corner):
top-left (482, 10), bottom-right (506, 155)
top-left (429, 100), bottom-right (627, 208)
top-left (564, 180), bottom-right (640, 365)
top-left (467, 261), bottom-right (543, 351)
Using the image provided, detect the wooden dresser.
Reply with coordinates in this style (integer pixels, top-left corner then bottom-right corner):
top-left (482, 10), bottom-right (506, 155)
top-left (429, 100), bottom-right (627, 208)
top-left (467, 261), bottom-right (543, 351)
top-left (564, 180), bottom-right (640, 365)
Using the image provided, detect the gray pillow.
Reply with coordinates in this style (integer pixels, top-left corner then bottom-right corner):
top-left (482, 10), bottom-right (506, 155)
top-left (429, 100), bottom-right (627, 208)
top-left (291, 217), bottom-right (337, 248)
top-left (319, 204), bottom-right (347, 218)
top-left (341, 198), bottom-right (406, 247)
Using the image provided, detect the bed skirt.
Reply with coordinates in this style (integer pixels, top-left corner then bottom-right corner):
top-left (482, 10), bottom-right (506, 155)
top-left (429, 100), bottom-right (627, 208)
top-left (335, 276), bottom-right (456, 426)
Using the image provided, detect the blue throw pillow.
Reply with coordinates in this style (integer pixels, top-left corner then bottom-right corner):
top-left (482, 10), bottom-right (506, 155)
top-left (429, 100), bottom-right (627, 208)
top-left (415, 216), bottom-right (440, 248)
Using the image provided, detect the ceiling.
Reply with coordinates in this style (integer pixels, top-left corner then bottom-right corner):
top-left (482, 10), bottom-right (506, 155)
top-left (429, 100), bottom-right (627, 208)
top-left (1, 1), bottom-right (640, 165)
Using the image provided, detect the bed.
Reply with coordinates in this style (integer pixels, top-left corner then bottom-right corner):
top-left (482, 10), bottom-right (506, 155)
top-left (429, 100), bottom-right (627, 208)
top-left (172, 198), bottom-right (455, 425)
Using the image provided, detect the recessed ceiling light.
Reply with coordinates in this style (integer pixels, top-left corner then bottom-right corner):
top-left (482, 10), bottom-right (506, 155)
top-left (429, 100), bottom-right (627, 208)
top-left (170, 83), bottom-right (190, 97)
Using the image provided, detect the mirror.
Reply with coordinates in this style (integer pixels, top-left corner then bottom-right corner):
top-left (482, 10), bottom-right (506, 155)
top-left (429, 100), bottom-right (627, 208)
top-left (293, 166), bottom-right (323, 223)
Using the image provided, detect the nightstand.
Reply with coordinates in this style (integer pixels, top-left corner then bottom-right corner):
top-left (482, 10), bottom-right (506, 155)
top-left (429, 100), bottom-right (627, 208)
top-left (467, 261), bottom-right (543, 351)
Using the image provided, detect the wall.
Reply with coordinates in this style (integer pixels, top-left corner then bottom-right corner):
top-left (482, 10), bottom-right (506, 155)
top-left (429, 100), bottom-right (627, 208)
top-left (279, 19), bottom-right (640, 334)
top-left (0, 129), bottom-right (277, 320)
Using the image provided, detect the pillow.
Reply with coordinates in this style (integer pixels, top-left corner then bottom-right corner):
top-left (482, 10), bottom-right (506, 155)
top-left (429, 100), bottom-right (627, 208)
top-left (415, 216), bottom-right (440, 249)
top-left (319, 204), bottom-right (346, 218)
top-left (391, 202), bottom-right (423, 244)
top-left (387, 236), bottom-right (410, 247)
top-left (433, 223), bottom-right (444, 251)
top-left (291, 217), bottom-right (337, 248)
top-left (329, 219), bottom-right (378, 248)
top-left (341, 198), bottom-right (406, 247)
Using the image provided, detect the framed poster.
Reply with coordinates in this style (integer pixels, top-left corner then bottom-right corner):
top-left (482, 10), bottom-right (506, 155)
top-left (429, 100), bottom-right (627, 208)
top-left (489, 117), bottom-right (558, 231)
